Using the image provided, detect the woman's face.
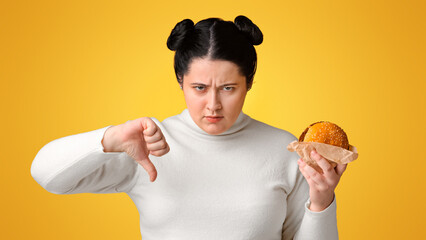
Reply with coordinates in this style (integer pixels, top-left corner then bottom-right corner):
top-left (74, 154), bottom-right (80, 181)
top-left (181, 58), bottom-right (248, 135)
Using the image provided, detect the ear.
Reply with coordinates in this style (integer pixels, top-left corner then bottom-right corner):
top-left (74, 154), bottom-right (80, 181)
top-left (177, 75), bottom-right (184, 90)
top-left (247, 81), bottom-right (253, 91)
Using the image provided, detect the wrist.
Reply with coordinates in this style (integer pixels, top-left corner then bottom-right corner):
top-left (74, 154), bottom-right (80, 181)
top-left (309, 194), bottom-right (335, 212)
top-left (101, 125), bottom-right (122, 152)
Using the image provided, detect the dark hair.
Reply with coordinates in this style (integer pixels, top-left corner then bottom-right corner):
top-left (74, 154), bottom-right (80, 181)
top-left (166, 15), bottom-right (263, 90)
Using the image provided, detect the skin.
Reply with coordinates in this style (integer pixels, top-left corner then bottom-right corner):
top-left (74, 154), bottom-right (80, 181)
top-left (298, 150), bottom-right (347, 211)
top-left (179, 57), bottom-right (347, 211)
top-left (104, 57), bottom-right (347, 212)
top-left (180, 58), bottom-right (249, 135)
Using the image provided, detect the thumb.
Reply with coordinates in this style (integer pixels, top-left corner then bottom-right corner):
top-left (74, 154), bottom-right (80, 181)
top-left (129, 142), bottom-right (158, 182)
top-left (137, 155), bottom-right (158, 182)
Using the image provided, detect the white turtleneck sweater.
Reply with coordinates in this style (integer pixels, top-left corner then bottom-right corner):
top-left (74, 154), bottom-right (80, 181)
top-left (31, 109), bottom-right (338, 240)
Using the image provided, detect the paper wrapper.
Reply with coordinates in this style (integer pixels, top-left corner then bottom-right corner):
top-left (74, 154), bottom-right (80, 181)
top-left (287, 141), bottom-right (358, 173)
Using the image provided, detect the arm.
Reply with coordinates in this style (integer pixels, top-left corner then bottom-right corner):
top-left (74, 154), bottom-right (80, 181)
top-left (282, 152), bottom-right (339, 240)
top-left (30, 125), bottom-right (139, 194)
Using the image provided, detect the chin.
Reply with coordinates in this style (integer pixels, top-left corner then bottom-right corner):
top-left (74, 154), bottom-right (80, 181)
top-left (203, 126), bottom-right (228, 135)
top-left (203, 129), bottom-right (223, 135)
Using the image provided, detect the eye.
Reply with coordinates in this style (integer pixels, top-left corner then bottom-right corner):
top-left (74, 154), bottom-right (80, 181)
top-left (194, 86), bottom-right (205, 91)
top-left (223, 86), bottom-right (234, 91)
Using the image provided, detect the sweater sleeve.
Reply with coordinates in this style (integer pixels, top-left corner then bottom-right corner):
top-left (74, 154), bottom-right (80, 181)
top-left (30, 126), bottom-right (140, 195)
top-left (282, 153), bottom-right (339, 240)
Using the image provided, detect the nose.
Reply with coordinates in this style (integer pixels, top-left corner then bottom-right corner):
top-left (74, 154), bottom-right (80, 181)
top-left (206, 89), bottom-right (222, 112)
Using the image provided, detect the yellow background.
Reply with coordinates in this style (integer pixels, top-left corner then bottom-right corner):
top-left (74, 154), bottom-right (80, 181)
top-left (1, 0), bottom-right (425, 239)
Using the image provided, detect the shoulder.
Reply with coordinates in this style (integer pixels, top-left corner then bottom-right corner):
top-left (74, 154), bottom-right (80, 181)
top-left (247, 117), bottom-right (298, 145)
top-left (148, 112), bottom-right (186, 139)
top-left (243, 116), bottom-right (301, 164)
top-left (246, 117), bottom-right (302, 188)
top-left (150, 112), bottom-right (183, 129)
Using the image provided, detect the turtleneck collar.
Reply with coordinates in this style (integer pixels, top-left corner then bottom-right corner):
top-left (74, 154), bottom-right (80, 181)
top-left (178, 108), bottom-right (251, 137)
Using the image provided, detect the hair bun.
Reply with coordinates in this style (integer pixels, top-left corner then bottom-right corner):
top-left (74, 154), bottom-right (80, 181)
top-left (167, 19), bottom-right (194, 51)
top-left (234, 15), bottom-right (263, 45)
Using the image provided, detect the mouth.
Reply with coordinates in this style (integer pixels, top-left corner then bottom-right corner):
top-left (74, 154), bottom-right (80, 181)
top-left (205, 116), bottom-right (224, 123)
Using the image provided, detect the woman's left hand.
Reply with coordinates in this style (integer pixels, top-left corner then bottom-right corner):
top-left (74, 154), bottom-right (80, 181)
top-left (297, 149), bottom-right (347, 212)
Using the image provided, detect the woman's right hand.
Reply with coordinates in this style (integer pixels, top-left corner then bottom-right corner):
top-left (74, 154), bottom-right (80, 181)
top-left (101, 117), bottom-right (170, 182)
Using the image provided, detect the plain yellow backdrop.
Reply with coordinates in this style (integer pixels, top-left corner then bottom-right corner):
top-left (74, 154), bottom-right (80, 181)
top-left (1, 0), bottom-right (425, 239)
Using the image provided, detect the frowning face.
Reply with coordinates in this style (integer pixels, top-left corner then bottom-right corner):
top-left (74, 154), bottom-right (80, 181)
top-left (181, 58), bottom-right (248, 135)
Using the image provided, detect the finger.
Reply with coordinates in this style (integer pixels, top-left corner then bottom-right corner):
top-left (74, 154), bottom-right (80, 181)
top-left (310, 150), bottom-right (337, 180)
top-left (142, 118), bottom-right (157, 136)
top-left (149, 145), bottom-right (170, 156)
top-left (302, 161), bottom-right (327, 188)
top-left (154, 125), bottom-right (166, 141)
top-left (144, 131), bottom-right (163, 143)
top-left (298, 158), bottom-right (320, 186)
top-left (298, 162), bottom-right (318, 188)
top-left (300, 158), bottom-right (331, 191)
top-left (146, 140), bottom-right (168, 152)
top-left (336, 163), bottom-right (348, 176)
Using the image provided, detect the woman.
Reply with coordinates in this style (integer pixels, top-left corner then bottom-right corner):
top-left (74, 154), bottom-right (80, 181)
top-left (31, 16), bottom-right (346, 239)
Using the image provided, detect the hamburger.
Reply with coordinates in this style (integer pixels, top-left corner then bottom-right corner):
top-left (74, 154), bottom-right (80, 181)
top-left (298, 121), bottom-right (349, 150)
top-left (287, 121), bottom-right (358, 173)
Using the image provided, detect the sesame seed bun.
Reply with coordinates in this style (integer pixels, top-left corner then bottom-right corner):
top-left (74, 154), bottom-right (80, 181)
top-left (299, 121), bottom-right (349, 150)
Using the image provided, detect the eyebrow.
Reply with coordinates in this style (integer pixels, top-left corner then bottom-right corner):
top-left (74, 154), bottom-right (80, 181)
top-left (190, 83), bottom-right (239, 87)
